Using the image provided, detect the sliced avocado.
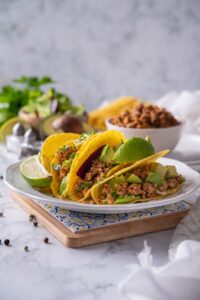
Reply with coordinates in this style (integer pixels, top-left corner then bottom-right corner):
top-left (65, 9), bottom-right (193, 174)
top-left (166, 165), bottom-right (178, 178)
top-left (109, 175), bottom-right (126, 191)
top-left (59, 176), bottom-right (68, 195)
top-left (114, 195), bottom-right (140, 204)
top-left (151, 162), bottom-right (167, 179)
top-left (146, 172), bottom-right (164, 186)
top-left (127, 173), bottom-right (142, 184)
top-left (41, 113), bottom-right (62, 136)
top-left (99, 145), bottom-right (115, 164)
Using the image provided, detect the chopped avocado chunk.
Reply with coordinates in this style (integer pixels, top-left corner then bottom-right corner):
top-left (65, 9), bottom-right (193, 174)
top-left (114, 195), bottom-right (140, 204)
top-left (62, 159), bottom-right (73, 169)
top-left (99, 145), bottom-right (115, 164)
top-left (59, 176), bottom-right (68, 195)
top-left (109, 175), bottom-right (126, 191)
top-left (146, 172), bottom-right (164, 186)
top-left (166, 165), bottom-right (178, 178)
top-left (151, 162), bottom-right (167, 178)
top-left (127, 173), bottom-right (142, 184)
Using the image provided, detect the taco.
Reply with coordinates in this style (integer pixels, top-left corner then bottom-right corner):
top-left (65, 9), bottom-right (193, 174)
top-left (90, 150), bottom-right (185, 205)
top-left (39, 132), bottom-right (80, 173)
top-left (50, 133), bottom-right (96, 197)
top-left (66, 130), bottom-right (127, 201)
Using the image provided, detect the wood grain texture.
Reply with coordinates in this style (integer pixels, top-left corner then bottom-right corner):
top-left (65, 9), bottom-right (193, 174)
top-left (11, 192), bottom-right (189, 248)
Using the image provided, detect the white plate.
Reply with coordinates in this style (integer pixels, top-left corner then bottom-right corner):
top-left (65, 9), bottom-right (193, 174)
top-left (4, 158), bottom-right (200, 214)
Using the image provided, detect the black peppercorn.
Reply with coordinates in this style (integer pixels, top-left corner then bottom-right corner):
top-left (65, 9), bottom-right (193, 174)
top-left (4, 239), bottom-right (10, 246)
top-left (0, 175), bottom-right (3, 180)
top-left (24, 246), bottom-right (29, 252)
top-left (33, 221), bottom-right (38, 227)
top-left (29, 214), bottom-right (36, 222)
top-left (0, 212), bottom-right (3, 217)
top-left (44, 237), bottom-right (49, 244)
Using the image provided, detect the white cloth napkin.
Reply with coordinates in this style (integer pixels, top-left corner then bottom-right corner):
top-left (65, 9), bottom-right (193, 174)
top-left (119, 91), bottom-right (200, 300)
top-left (119, 239), bottom-right (200, 300)
top-left (157, 91), bottom-right (200, 134)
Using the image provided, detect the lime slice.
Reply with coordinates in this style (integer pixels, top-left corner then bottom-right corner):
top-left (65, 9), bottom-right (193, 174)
top-left (20, 155), bottom-right (52, 188)
top-left (114, 137), bottom-right (155, 163)
top-left (0, 117), bottom-right (28, 142)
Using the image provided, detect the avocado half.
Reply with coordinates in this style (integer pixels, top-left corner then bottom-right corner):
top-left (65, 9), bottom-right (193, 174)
top-left (41, 113), bottom-right (62, 136)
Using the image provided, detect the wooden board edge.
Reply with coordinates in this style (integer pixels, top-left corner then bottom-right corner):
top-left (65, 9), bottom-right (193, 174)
top-left (10, 192), bottom-right (189, 248)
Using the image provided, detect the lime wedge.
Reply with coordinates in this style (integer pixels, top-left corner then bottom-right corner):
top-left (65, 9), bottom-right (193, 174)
top-left (20, 155), bottom-right (52, 188)
top-left (114, 137), bottom-right (155, 163)
top-left (0, 117), bottom-right (28, 142)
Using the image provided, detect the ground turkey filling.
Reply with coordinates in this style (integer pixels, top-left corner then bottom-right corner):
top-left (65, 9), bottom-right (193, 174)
top-left (75, 159), bottom-right (112, 198)
top-left (97, 164), bottom-right (183, 204)
top-left (54, 146), bottom-right (77, 180)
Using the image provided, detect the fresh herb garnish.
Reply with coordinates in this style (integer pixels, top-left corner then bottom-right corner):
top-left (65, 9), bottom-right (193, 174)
top-left (68, 152), bottom-right (76, 159)
top-left (78, 182), bottom-right (92, 191)
top-left (52, 164), bottom-right (61, 171)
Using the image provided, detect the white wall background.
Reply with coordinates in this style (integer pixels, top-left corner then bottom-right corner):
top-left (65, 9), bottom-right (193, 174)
top-left (0, 0), bottom-right (199, 109)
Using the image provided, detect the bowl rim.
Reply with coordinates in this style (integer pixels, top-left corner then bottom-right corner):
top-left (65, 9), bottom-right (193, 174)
top-left (105, 118), bottom-right (184, 132)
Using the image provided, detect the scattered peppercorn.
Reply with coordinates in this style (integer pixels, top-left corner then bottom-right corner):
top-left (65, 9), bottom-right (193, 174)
top-left (29, 214), bottom-right (36, 222)
top-left (0, 212), bottom-right (3, 217)
top-left (33, 221), bottom-right (38, 227)
top-left (4, 239), bottom-right (10, 246)
top-left (0, 175), bottom-right (3, 180)
top-left (0, 239), bottom-right (1, 244)
top-left (44, 237), bottom-right (49, 244)
top-left (24, 246), bottom-right (29, 252)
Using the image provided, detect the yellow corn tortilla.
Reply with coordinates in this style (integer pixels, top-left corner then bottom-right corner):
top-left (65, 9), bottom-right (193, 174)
top-left (39, 133), bottom-right (80, 173)
top-left (66, 130), bottom-right (127, 201)
top-left (91, 150), bottom-right (170, 202)
top-left (88, 96), bottom-right (141, 130)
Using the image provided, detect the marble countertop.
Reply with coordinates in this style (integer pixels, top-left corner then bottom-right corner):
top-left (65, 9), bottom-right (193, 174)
top-left (0, 144), bottom-right (173, 300)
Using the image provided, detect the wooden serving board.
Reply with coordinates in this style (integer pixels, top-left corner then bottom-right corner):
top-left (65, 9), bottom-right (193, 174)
top-left (11, 192), bottom-right (190, 248)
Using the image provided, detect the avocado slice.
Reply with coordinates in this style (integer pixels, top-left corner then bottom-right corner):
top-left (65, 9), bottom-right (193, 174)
top-left (166, 165), bottom-right (178, 178)
top-left (99, 145), bottom-right (115, 164)
top-left (151, 162), bottom-right (167, 179)
top-left (59, 176), bottom-right (68, 195)
top-left (114, 195), bottom-right (140, 204)
top-left (41, 113), bottom-right (62, 136)
top-left (109, 175), bottom-right (126, 191)
top-left (127, 173), bottom-right (142, 184)
top-left (146, 172), bottom-right (164, 186)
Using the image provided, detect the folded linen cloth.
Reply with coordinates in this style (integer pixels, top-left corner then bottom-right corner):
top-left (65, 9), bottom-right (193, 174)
top-left (157, 91), bottom-right (200, 134)
top-left (119, 199), bottom-right (200, 300)
top-left (119, 239), bottom-right (200, 300)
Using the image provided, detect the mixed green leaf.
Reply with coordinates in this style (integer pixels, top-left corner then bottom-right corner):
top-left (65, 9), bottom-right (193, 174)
top-left (0, 76), bottom-right (84, 126)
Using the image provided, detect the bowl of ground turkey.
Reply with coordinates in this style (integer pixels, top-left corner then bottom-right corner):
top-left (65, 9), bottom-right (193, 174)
top-left (106, 103), bottom-right (183, 152)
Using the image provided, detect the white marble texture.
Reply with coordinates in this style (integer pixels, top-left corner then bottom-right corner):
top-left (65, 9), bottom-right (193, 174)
top-left (0, 0), bottom-right (200, 109)
top-left (0, 144), bottom-right (173, 300)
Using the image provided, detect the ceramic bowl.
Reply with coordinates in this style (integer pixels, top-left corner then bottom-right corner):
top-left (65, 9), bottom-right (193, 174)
top-left (106, 119), bottom-right (183, 152)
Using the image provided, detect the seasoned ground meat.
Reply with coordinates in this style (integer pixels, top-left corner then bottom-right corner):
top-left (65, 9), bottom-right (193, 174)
top-left (158, 181), bottom-right (168, 192)
top-left (84, 159), bottom-right (111, 182)
top-left (128, 183), bottom-right (142, 196)
top-left (102, 184), bottom-right (112, 195)
top-left (142, 182), bottom-right (157, 198)
top-left (116, 183), bottom-right (128, 196)
top-left (58, 166), bottom-right (69, 180)
top-left (167, 177), bottom-right (180, 189)
top-left (133, 165), bottom-right (151, 180)
top-left (57, 146), bottom-right (76, 163)
top-left (110, 103), bottom-right (180, 129)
